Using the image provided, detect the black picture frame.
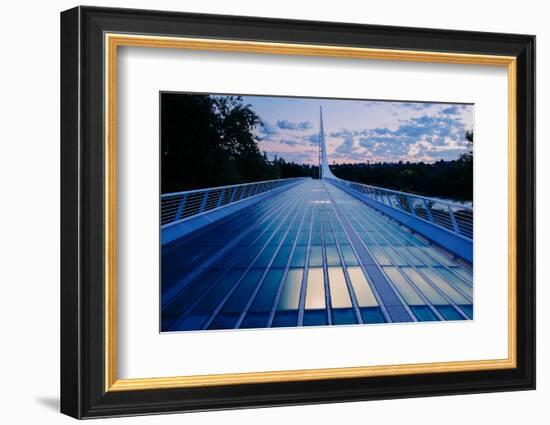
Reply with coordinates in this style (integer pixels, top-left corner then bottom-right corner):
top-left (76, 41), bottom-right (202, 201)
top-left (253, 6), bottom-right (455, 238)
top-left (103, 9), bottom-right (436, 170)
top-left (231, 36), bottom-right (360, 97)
top-left (61, 5), bottom-right (535, 419)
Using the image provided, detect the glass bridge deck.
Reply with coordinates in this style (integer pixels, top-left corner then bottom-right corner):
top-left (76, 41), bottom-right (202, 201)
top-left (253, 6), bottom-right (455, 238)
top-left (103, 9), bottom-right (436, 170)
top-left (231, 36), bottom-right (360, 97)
top-left (161, 179), bottom-right (473, 332)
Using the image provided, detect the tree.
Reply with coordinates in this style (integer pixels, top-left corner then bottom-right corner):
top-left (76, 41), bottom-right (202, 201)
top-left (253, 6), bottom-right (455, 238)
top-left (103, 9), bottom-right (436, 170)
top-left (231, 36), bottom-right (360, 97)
top-left (162, 94), bottom-right (272, 192)
top-left (331, 157), bottom-right (473, 202)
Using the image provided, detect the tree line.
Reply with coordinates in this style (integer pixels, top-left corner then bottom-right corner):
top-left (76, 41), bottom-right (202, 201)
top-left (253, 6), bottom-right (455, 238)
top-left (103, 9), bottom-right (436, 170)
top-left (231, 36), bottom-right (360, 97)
top-left (330, 157), bottom-right (472, 202)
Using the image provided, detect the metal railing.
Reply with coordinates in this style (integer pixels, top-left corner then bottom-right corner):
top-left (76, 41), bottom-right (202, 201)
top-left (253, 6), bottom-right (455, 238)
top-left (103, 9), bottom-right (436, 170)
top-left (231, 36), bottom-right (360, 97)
top-left (161, 178), bottom-right (306, 226)
top-left (328, 178), bottom-right (473, 240)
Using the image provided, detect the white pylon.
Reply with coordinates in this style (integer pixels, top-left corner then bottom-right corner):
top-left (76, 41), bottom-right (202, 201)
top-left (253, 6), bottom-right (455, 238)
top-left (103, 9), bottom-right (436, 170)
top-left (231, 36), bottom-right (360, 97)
top-left (319, 107), bottom-right (336, 179)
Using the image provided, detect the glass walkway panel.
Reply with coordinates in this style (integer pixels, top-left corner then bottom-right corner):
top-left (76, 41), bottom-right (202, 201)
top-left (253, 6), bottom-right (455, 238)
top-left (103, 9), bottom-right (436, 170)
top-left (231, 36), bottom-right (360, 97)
top-left (161, 179), bottom-right (473, 332)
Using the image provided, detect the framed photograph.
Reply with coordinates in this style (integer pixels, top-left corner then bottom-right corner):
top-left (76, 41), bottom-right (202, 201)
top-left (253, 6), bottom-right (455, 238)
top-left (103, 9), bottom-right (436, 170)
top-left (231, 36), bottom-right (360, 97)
top-left (60, 6), bottom-right (535, 419)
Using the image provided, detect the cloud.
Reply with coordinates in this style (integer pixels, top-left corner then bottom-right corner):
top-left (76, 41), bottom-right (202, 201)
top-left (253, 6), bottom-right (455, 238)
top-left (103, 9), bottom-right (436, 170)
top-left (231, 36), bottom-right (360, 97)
top-left (260, 121), bottom-right (278, 135)
top-left (398, 102), bottom-right (434, 110)
top-left (279, 139), bottom-right (300, 146)
top-left (276, 119), bottom-right (313, 131)
top-left (331, 151), bottom-right (365, 162)
top-left (302, 132), bottom-right (320, 145)
top-left (335, 137), bottom-right (357, 154)
top-left (265, 150), bottom-right (317, 164)
top-left (441, 105), bottom-right (460, 115)
top-left (329, 112), bottom-right (470, 163)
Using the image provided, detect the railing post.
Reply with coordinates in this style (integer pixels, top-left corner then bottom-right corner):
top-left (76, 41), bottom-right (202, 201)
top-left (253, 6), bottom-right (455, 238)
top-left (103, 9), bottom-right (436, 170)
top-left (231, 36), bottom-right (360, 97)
top-left (199, 191), bottom-right (209, 213)
top-left (423, 199), bottom-right (434, 223)
top-left (448, 205), bottom-right (460, 234)
top-left (229, 187), bottom-right (237, 203)
top-left (407, 196), bottom-right (416, 216)
top-left (216, 189), bottom-right (225, 208)
top-left (174, 194), bottom-right (187, 221)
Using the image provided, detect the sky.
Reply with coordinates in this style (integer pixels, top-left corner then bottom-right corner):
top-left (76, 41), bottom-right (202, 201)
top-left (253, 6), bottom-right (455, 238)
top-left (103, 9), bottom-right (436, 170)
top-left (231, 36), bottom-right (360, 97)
top-left (238, 95), bottom-right (474, 165)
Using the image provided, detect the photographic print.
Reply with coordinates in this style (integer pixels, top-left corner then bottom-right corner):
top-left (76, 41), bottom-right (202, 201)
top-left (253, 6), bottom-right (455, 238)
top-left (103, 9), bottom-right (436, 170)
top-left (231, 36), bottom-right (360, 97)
top-left (160, 93), bottom-right (474, 332)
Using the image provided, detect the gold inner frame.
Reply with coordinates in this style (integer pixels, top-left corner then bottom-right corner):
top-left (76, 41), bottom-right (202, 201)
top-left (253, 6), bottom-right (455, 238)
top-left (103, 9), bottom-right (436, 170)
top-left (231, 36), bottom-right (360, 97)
top-left (104, 33), bottom-right (517, 392)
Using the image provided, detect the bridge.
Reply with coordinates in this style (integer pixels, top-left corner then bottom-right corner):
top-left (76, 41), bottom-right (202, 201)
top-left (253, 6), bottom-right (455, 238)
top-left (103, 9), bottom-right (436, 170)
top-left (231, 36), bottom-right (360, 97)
top-left (161, 108), bottom-right (473, 332)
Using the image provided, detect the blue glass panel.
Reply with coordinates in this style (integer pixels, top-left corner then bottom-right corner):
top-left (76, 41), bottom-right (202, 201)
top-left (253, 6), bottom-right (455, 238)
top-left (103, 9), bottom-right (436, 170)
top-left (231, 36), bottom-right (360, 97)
top-left (173, 314), bottom-right (209, 331)
top-left (423, 247), bottom-right (456, 266)
top-left (435, 305), bottom-right (465, 321)
top-left (341, 245), bottom-right (359, 266)
top-left (305, 268), bottom-right (325, 309)
top-left (192, 270), bottom-right (243, 313)
top-left (214, 248), bottom-right (244, 268)
top-left (161, 317), bottom-right (178, 331)
top-left (458, 304), bottom-right (473, 319)
top-left (310, 232), bottom-right (322, 244)
top-left (411, 305), bottom-right (439, 321)
top-left (283, 231), bottom-right (297, 246)
top-left (332, 222), bottom-right (343, 232)
top-left (434, 267), bottom-right (473, 297)
top-left (371, 233), bottom-right (388, 246)
top-left (290, 221), bottom-right (302, 230)
top-left (383, 266), bottom-right (425, 305)
top-left (303, 310), bottom-right (328, 326)
top-left (253, 245), bottom-right (278, 268)
top-left (385, 247), bottom-right (407, 266)
top-left (163, 268), bottom-right (224, 314)
top-left (409, 247), bottom-right (438, 266)
top-left (323, 232), bottom-right (335, 245)
top-left (222, 269), bottom-right (264, 313)
top-left (238, 231), bottom-right (261, 246)
top-left (272, 245), bottom-right (292, 268)
top-left (370, 246), bottom-right (392, 265)
top-left (277, 268), bottom-right (303, 311)
top-left (332, 308), bottom-right (357, 325)
top-left (240, 312), bottom-right (269, 328)
top-left (347, 267), bottom-right (378, 307)
top-left (452, 267), bottom-right (473, 283)
top-left (290, 246), bottom-right (307, 267)
top-left (297, 231), bottom-right (309, 245)
top-left (420, 267), bottom-right (470, 304)
top-left (309, 245), bottom-right (323, 267)
top-left (234, 245), bottom-right (262, 268)
top-left (208, 313), bottom-right (239, 329)
top-left (360, 307), bottom-right (386, 323)
top-left (249, 269), bottom-right (285, 312)
top-left (328, 267), bottom-right (352, 308)
top-left (326, 246), bottom-right (341, 266)
top-left (335, 231), bottom-right (348, 244)
top-left (272, 310), bottom-right (298, 327)
top-left (401, 267), bottom-right (449, 305)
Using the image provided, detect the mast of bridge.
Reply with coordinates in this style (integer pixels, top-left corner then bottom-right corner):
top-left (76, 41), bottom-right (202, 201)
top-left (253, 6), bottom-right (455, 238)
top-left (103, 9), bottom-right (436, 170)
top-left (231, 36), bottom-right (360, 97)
top-left (319, 106), bottom-right (335, 179)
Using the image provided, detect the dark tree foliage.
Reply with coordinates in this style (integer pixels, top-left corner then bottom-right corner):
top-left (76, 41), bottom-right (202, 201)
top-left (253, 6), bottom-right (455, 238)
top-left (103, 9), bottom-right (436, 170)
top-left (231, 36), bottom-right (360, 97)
top-left (161, 94), bottom-right (317, 192)
top-left (271, 156), bottom-right (318, 179)
top-left (331, 159), bottom-right (473, 202)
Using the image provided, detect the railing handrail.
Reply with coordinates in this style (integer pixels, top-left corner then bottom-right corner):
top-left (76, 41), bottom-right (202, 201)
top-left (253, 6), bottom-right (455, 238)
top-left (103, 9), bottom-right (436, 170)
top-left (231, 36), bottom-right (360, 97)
top-left (161, 177), bottom-right (306, 198)
top-left (325, 176), bottom-right (472, 212)
top-left (161, 177), bottom-right (308, 227)
top-left (326, 176), bottom-right (472, 241)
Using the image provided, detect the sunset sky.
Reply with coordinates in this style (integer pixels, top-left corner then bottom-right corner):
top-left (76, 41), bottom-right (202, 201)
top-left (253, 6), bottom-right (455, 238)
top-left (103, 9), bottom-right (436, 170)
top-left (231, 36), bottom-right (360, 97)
top-left (237, 95), bottom-right (474, 165)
